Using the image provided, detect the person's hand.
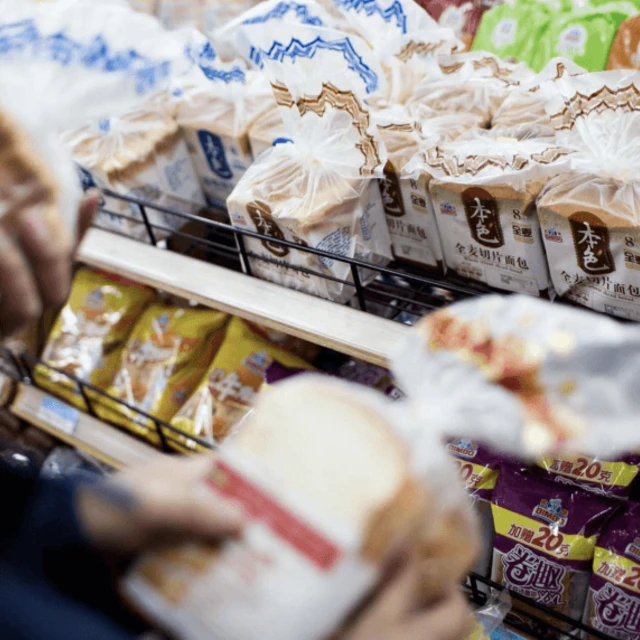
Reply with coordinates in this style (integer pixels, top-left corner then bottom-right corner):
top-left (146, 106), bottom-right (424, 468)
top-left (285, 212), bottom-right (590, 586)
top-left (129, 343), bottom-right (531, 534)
top-left (75, 454), bottom-right (244, 558)
top-left (0, 190), bottom-right (100, 337)
top-left (339, 559), bottom-right (471, 640)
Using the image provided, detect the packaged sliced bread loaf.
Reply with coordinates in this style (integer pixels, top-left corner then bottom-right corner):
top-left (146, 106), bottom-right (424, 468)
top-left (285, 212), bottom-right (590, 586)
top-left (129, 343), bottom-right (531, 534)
top-left (176, 62), bottom-right (276, 208)
top-left (63, 109), bottom-right (206, 240)
top-left (378, 107), bottom-right (481, 271)
top-left (168, 317), bottom-right (314, 452)
top-left (420, 134), bottom-right (572, 296)
top-left (96, 305), bottom-right (229, 444)
top-left (491, 58), bottom-right (586, 140)
top-left (227, 25), bottom-right (392, 303)
top-left (0, 0), bottom-right (194, 240)
top-left (406, 52), bottom-right (533, 127)
top-left (538, 70), bottom-right (640, 321)
top-left (124, 375), bottom-right (479, 640)
top-left (247, 105), bottom-right (287, 159)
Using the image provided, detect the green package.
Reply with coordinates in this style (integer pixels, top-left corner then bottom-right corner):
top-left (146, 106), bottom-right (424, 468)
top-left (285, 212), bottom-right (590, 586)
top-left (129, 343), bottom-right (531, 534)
top-left (472, 0), bottom-right (552, 69)
top-left (533, 2), bottom-right (637, 71)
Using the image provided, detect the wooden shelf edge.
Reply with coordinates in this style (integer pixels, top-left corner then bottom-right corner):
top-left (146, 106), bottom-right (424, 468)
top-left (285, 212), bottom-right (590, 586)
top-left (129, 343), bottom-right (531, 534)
top-left (11, 383), bottom-right (165, 469)
top-left (78, 229), bottom-right (409, 368)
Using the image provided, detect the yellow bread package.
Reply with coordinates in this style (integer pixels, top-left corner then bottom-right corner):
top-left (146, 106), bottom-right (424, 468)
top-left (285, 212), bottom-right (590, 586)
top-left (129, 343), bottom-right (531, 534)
top-left (96, 305), bottom-right (228, 443)
top-left (36, 268), bottom-right (155, 411)
top-left (170, 317), bottom-right (314, 451)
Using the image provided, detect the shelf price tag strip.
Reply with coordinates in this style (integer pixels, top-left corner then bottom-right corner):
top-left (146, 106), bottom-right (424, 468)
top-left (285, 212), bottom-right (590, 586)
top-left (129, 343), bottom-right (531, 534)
top-left (36, 395), bottom-right (80, 436)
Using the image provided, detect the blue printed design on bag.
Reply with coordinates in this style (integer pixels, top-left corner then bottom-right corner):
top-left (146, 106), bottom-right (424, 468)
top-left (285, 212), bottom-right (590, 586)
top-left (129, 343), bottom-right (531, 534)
top-left (243, 2), bottom-right (326, 26)
top-left (250, 35), bottom-right (379, 94)
top-left (0, 19), bottom-right (172, 94)
top-left (76, 164), bottom-right (97, 192)
top-left (334, 0), bottom-right (407, 33)
top-left (185, 41), bottom-right (246, 85)
top-left (200, 64), bottom-right (246, 84)
top-left (198, 131), bottom-right (233, 179)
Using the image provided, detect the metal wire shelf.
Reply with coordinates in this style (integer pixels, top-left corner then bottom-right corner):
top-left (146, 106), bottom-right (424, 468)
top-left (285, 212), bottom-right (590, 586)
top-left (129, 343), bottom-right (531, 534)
top-left (95, 189), bottom-right (501, 323)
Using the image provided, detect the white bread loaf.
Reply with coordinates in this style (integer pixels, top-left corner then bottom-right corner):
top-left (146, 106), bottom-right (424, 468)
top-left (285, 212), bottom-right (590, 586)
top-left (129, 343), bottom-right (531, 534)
top-left (125, 375), bottom-right (479, 640)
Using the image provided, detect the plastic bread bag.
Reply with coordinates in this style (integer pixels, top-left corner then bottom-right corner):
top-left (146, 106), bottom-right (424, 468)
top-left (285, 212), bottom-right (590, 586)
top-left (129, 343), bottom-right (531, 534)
top-left (537, 70), bottom-right (640, 321)
top-left (446, 439), bottom-right (502, 579)
top-left (405, 52), bottom-right (534, 128)
top-left (411, 134), bottom-right (573, 296)
top-left (0, 0), bottom-right (194, 241)
top-left (63, 108), bottom-right (207, 240)
top-left (124, 374), bottom-right (479, 640)
top-left (227, 25), bottom-right (393, 303)
top-left (607, 14), bottom-right (640, 70)
top-left (491, 58), bottom-right (586, 140)
top-left (466, 590), bottom-right (512, 639)
top-left (169, 317), bottom-right (315, 452)
top-left (537, 453), bottom-right (640, 500)
top-left (584, 502), bottom-right (640, 639)
top-left (214, 0), bottom-right (337, 65)
top-left (247, 105), bottom-right (287, 158)
top-left (380, 105), bottom-right (484, 271)
top-left (491, 464), bottom-right (619, 628)
top-left (174, 51), bottom-right (277, 208)
top-left (391, 293), bottom-right (640, 460)
top-left (470, 0), bottom-right (552, 71)
top-left (96, 305), bottom-right (229, 444)
top-left (328, 0), bottom-right (462, 63)
top-left (534, 2), bottom-right (637, 73)
top-left (35, 268), bottom-right (156, 410)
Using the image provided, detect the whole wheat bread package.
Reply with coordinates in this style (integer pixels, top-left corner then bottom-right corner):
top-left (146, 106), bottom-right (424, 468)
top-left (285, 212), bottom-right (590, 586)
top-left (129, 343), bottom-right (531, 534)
top-left (379, 106), bottom-right (482, 271)
top-left (491, 58), bottom-right (586, 140)
top-left (538, 69), bottom-right (640, 321)
top-left (124, 375), bottom-right (478, 640)
top-left (416, 134), bottom-right (572, 296)
top-left (227, 25), bottom-right (392, 303)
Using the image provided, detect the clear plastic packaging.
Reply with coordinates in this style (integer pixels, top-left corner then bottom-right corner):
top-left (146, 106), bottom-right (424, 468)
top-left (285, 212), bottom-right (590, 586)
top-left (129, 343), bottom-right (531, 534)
top-left (538, 69), bottom-right (640, 321)
top-left (0, 0), bottom-right (195, 235)
top-left (392, 293), bottom-right (640, 459)
top-left (125, 374), bottom-right (479, 640)
top-left (227, 25), bottom-right (393, 303)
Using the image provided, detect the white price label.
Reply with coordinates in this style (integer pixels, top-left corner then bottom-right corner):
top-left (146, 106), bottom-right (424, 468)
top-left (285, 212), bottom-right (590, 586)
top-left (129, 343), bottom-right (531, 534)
top-left (37, 396), bottom-right (80, 436)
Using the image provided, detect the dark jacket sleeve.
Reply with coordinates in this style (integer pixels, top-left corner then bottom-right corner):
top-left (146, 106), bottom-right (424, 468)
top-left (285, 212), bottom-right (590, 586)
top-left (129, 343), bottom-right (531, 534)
top-left (0, 463), bottom-right (139, 640)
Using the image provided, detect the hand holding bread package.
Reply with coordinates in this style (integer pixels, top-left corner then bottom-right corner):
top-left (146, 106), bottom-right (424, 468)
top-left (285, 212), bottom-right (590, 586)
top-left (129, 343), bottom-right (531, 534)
top-left (226, 24), bottom-right (393, 303)
top-left (125, 374), bottom-right (479, 640)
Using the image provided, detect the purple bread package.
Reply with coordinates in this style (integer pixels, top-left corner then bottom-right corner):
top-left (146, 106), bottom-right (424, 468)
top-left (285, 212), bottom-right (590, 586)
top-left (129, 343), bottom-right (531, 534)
top-left (491, 464), bottom-right (619, 625)
top-left (537, 453), bottom-right (640, 499)
top-left (584, 503), bottom-right (640, 639)
top-left (446, 439), bottom-right (503, 578)
top-left (264, 361), bottom-right (309, 385)
top-left (265, 359), bottom-right (404, 400)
